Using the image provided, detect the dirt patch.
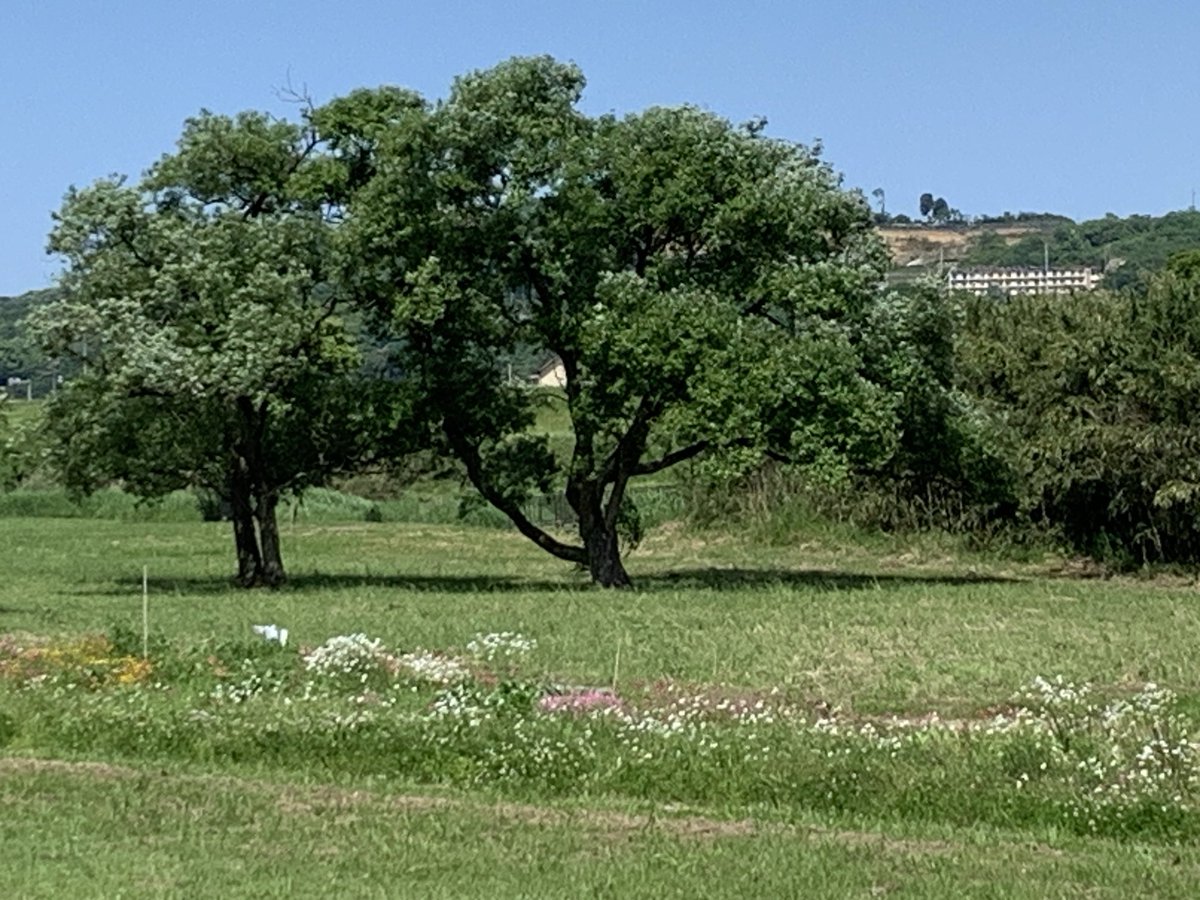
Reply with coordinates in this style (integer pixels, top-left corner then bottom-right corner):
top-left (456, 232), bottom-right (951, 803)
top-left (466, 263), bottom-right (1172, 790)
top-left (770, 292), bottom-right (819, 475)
top-left (479, 800), bottom-right (761, 842)
top-left (0, 756), bottom-right (141, 780)
top-left (274, 785), bottom-right (759, 841)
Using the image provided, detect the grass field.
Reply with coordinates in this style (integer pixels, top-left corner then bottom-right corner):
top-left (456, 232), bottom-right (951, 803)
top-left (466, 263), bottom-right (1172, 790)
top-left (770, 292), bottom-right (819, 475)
top-left (5, 759), bottom-right (1200, 899)
top-left (4, 514), bottom-right (1200, 896)
top-left (3, 518), bottom-right (1197, 713)
top-left (0, 399), bottom-right (42, 426)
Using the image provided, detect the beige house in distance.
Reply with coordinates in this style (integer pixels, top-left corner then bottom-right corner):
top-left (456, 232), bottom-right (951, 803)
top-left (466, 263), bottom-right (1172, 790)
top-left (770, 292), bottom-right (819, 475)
top-left (534, 356), bottom-right (567, 388)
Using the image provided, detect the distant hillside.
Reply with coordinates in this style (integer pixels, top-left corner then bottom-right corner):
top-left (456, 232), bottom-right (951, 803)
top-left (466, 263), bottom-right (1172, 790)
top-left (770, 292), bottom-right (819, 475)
top-left (880, 210), bottom-right (1200, 290)
top-left (962, 210), bottom-right (1200, 289)
top-left (1, 288), bottom-right (58, 389)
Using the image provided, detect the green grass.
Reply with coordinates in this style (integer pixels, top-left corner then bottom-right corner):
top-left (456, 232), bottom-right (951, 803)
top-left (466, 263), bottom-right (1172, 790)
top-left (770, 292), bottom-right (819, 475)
top-left (0, 398), bottom-right (43, 429)
top-left (0, 485), bottom-right (491, 525)
top-left (5, 516), bottom-right (1200, 895)
top-left (0, 482), bottom-right (685, 532)
top-left (7, 760), bottom-right (1200, 899)
top-left (1, 517), bottom-right (1198, 715)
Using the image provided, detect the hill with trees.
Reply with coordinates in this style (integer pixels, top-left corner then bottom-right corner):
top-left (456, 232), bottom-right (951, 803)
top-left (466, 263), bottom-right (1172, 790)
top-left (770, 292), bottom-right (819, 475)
top-left (962, 209), bottom-right (1200, 288)
top-left (0, 289), bottom-right (58, 390)
top-left (878, 209), bottom-right (1200, 290)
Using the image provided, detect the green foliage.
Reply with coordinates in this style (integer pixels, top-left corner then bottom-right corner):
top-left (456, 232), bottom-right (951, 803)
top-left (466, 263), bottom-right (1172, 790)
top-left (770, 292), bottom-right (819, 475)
top-left (974, 211), bottom-right (1075, 226)
top-left (346, 55), bottom-right (894, 585)
top-left (856, 284), bottom-right (1018, 529)
top-left (683, 283), bottom-right (1019, 538)
top-left (958, 275), bottom-right (1200, 565)
top-left (916, 193), bottom-right (962, 224)
top-left (29, 104), bottom-right (411, 585)
top-left (0, 487), bottom-right (202, 520)
top-left (0, 289), bottom-right (61, 387)
top-left (0, 399), bottom-right (46, 490)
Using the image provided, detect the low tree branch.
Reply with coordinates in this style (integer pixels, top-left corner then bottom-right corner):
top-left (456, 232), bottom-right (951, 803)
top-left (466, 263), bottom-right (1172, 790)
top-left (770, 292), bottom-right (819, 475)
top-left (633, 440), bottom-right (710, 476)
top-left (445, 426), bottom-right (587, 564)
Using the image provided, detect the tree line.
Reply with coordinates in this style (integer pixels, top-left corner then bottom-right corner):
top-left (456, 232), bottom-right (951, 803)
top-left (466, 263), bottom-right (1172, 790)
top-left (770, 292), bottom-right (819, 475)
top-left (9, 55), bottom-right (1200, 586)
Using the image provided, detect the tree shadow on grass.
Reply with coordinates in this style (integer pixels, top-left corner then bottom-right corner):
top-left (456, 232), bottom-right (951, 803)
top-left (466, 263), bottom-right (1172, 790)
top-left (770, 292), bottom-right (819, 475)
top-left (80, 566), bottom-right (1017, 598)
top-left (644, 567), bottom-right (1015, 591)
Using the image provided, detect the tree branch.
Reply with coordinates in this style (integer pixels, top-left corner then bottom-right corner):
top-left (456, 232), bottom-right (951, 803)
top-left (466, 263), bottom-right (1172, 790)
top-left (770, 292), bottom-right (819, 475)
top-left (598, 396), bottom-right (663, 528)
top-left (740, 295), bottom-right (788, 329)
top-left (633, 440), bottom-right (710, 476)
top-left (243, 132), bottom-right (322, 220)
top-left (445, 426), bottom-right (587, 564)
top-left (598, 395), bottom-right (659, 486)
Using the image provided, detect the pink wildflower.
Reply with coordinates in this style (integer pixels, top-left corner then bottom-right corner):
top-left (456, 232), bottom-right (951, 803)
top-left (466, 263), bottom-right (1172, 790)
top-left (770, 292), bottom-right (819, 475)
top-left (539, 688), bottom-right (623, 715)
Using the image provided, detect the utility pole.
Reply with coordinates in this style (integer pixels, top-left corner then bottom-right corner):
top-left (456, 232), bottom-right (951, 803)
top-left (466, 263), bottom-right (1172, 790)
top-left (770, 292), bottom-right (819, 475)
top-left (1043, 240), bottom-right (1050, 294)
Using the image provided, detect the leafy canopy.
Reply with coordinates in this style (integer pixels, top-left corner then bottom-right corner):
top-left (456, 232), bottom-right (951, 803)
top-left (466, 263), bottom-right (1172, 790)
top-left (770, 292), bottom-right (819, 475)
top-left (344, 56), bottom-right (894, 585)
top-left (31, 104), bottom-right (404, 584)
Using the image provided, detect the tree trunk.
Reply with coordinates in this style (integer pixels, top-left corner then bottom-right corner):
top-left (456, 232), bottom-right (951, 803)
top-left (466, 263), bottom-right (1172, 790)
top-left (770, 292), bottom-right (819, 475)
top-left (231, 514), bottom-right (263, 586)
top-left (230, 397), bottom-right (286, 588)
top-left (572, 477), bottom-right (631, 588)
top-left (229, 467), bottom-right (263, 587)
top-left (256, 492), bottom-right (286, 587)
top-left (585, 519), bottom-right (631, 587)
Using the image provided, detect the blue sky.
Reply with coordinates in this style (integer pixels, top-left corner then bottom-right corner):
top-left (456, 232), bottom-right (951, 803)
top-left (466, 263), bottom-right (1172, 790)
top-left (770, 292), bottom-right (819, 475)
top-left (3, 0), bottom-right (1197, 295)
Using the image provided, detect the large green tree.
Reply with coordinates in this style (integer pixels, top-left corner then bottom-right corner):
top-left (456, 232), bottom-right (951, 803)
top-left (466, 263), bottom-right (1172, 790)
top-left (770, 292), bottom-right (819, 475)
top-left (345, 57), bottom-right (893, 586)
top-left (31, 103), bottom-right (407, 586)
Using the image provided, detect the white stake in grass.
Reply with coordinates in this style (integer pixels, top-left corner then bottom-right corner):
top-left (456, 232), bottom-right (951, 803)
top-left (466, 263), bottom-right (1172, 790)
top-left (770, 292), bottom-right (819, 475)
top-left (612, 634), bottom-right (622, 693)
top-left (142, 565), bottom-right (149, 660)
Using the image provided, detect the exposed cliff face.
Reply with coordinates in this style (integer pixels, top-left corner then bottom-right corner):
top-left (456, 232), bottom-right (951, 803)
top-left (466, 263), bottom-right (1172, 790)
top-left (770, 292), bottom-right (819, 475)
top-left (877, 224), bottom-right (1044, 267)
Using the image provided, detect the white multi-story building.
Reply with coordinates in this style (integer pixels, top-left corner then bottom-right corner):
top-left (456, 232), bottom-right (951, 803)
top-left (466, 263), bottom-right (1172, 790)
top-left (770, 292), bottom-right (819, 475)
top-left (947, 265), bottom-right (1101, 296)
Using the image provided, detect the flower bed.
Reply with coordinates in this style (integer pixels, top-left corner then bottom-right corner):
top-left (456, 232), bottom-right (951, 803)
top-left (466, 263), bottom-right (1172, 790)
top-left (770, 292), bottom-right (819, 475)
top-left (2, 628), bottom-right (1198, 840)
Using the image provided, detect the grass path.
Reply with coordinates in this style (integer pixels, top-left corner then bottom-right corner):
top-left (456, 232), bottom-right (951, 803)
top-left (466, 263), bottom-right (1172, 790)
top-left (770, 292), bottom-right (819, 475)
top-left (3, 757), bottom-right (1200, 899)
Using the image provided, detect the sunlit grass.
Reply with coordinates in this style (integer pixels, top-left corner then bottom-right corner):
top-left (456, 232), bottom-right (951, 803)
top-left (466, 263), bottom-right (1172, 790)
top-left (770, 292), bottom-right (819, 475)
top-left (5, 516), bottom-right (1200, 896)
top-left (7, 760), bottom-right (1200, 899)
top-left (2, 518), bottom-right (1198, 714)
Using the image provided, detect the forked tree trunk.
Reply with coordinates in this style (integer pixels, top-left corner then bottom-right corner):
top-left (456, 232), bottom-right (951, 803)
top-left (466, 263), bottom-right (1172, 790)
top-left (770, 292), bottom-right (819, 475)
top-left (226, 458), bottom-right (286, 588)
top-left (573, 479), bottom-right (632, 588)
top-left (451, 422), bottom-right (631, 587)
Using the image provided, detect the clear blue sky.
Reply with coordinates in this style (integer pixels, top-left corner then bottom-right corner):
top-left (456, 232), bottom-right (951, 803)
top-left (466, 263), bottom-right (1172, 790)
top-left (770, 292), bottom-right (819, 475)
top-left (3, 0), bottom-right (1197, 295)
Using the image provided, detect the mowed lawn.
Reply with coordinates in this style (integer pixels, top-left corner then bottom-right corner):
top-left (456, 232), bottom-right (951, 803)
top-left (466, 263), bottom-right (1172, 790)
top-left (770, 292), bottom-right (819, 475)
top-left (1, 516), bottom-right (1198, 714)
top-left (5, 515), bottom-right (1200, 897)
top-left (4, 759), bottom-right (1200, 900)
